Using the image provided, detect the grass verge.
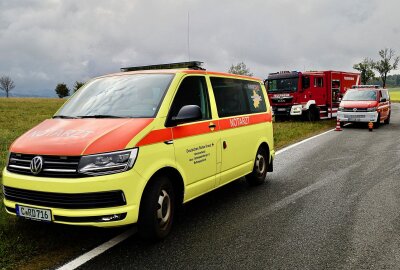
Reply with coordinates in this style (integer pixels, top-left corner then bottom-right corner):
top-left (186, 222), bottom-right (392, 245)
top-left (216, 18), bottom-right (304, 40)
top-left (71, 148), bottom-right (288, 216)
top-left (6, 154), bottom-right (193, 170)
top-left (389, 87), bottom-right (400, 102)
top-left (0, 97), bottom-right (335, 270)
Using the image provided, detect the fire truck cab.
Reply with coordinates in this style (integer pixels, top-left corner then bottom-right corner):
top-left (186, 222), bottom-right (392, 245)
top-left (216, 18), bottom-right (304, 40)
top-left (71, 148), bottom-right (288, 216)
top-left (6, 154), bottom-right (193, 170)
top-left (265, 71), bottom-right (360, 120)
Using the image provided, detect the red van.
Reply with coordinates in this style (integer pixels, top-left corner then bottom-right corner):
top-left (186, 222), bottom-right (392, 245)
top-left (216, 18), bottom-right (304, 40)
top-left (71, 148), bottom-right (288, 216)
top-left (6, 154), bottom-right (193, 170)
top-left (337, 85), bottom-right (391, 128)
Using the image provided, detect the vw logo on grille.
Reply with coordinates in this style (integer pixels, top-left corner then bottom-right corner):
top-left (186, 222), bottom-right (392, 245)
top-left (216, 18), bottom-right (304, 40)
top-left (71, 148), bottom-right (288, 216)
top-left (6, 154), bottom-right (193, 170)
top-left (30, 156), bottom-right (44, 175)
top-left (353, 108), bottom-right (357, 112)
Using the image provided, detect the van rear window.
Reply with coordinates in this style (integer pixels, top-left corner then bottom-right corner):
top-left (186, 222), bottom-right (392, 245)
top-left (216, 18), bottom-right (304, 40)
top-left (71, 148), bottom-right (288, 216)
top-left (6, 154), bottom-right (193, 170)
top-left (210, 77), bottom-right (266, 117)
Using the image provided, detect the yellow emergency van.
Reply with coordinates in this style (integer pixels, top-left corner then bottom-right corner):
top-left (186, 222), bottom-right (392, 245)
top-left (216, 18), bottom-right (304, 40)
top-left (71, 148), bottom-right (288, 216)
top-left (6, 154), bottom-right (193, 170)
top-left (3, 61), bottom-right (275, 239)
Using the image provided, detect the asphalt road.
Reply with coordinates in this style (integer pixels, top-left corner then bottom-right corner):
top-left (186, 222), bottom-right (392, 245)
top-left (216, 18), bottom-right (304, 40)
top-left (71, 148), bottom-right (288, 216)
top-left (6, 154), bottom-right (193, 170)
top-left (77, 103), bottom-right (400, 270)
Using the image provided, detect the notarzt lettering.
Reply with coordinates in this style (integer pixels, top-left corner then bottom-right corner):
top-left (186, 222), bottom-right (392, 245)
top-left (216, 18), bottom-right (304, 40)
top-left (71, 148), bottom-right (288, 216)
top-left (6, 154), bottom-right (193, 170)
top-left (229, 116), bottom-right (250, 127)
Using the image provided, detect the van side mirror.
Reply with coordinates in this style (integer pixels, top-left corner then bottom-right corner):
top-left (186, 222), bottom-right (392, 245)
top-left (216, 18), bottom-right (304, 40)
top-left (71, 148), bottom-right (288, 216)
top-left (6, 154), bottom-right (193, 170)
top-left (167, 105), bottom-right (202, 127)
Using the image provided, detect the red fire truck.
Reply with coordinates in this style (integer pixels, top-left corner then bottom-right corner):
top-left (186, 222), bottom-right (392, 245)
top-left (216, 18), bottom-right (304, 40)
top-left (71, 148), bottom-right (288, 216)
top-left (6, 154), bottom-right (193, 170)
top-left (265, 71), bottom-right (360, 120)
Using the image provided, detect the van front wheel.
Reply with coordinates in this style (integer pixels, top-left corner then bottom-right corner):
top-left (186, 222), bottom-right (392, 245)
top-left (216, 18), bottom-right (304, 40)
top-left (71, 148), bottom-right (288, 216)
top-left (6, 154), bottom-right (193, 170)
top-left (246, 147), bottom-right (268, 186)
top-left (138, 176), bottom-right (175, 241)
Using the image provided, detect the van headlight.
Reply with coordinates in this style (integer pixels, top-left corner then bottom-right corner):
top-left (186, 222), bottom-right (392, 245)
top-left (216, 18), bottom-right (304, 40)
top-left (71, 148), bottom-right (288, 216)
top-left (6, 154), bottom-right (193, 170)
top-left (367, 107), bottom-right (376, 112)
top-left (78, 149), bottom-right (138, 176)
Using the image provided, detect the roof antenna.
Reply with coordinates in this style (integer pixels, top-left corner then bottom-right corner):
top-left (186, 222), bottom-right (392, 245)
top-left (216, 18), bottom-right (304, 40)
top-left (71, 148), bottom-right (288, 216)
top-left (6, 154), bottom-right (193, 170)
top-left (187, 11), bottom-right (190, 61)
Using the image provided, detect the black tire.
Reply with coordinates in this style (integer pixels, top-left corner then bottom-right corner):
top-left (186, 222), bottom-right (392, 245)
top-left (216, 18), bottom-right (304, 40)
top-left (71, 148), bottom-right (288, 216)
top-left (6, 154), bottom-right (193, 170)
top-left (246, 147), bottom-right (269, 186)
top-left (374, 113), bottom-right (380, 129)
top-left (340, 122), bottom-right (345, 128)
top-left (384, 112), bottom-right (390, 124)
top-left (306, 107), bottom-right (319, 122)
top-left (138, 176), bottom-right (175, 241)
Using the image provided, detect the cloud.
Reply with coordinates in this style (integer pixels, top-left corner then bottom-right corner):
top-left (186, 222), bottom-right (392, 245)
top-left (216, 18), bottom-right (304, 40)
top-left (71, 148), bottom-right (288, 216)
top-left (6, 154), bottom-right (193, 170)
top-left (0, 0), bottom-right (399, 96)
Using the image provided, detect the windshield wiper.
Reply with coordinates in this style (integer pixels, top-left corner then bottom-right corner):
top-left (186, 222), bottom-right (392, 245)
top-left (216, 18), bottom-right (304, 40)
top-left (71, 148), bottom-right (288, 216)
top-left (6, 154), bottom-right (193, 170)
top-left (53, 115), bottom-right (80, 119)
top-left (77, 115), bottom-right (125, 118)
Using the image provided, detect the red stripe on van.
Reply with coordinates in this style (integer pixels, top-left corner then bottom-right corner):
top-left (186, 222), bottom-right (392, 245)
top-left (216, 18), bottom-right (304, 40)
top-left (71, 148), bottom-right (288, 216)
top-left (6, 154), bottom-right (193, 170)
top-left (173, 121), bottom-right (219, 140)
top-left (136, 113), bottom-right (271, 147)
top-left (136, 128), bottom-right (173, 146)
top-left (218, 112), bottom-right (272, 130)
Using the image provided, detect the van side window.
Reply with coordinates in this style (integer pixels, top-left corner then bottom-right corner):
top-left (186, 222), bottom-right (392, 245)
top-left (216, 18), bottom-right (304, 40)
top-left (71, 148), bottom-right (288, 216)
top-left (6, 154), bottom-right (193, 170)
top-left (314, 77), bottom-right (323, 87)
top-left (169, 76), bottom-right (211, 121)
top-left (210, 77), bottom-right (266, 117)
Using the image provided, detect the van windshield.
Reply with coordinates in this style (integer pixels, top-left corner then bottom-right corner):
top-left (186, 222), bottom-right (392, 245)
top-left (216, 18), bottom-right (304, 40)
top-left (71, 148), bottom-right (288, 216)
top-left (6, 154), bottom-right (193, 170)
top-left (55, 74), bottom-right (174, 118)
top-left (342, 90), bottom-right (377, 101)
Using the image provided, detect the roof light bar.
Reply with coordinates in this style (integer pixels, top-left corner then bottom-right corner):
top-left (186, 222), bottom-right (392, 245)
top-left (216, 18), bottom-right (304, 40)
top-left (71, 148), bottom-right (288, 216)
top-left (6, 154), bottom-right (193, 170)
top-left (121, 61), bottom-right (204, 72)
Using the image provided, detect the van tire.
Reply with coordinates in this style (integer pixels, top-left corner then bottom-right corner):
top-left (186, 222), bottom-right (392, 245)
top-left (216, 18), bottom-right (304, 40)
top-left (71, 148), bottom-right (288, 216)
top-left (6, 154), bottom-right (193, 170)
top-left (138, 176), bottom-right (175, 241)
top-left (384, 112), bottom-right (390, 124)
top-left (246, 147), bottom-right (268, 186)
top-left (374, 113), bottom-right (381, 129)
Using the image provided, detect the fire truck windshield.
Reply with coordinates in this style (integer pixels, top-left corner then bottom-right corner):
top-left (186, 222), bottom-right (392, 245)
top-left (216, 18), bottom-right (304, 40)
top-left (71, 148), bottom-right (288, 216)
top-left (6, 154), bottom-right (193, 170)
top-left (267, 77), bottom-right (298, 93)
top-left (342, 90), bottom-right (377, 101)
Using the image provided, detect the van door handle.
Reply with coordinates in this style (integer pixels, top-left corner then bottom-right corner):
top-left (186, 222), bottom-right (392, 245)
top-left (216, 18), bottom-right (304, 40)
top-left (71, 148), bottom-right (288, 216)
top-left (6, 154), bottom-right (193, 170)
top-left (209, 123), bottom-right (216, 129)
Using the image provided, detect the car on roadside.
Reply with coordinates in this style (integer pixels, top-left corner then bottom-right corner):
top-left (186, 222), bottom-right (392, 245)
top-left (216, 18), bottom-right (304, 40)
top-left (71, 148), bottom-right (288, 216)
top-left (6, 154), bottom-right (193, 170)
top-left (337, 85), bottom-right (391, 128)
top-left (2, 61), bottom-right (275, 240)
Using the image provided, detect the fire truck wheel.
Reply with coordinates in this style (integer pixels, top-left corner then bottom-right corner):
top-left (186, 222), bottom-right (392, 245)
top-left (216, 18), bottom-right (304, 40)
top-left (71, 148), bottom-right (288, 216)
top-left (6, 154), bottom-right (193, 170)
top-left (384, 112), bottom-right (390, 124)
top-left (374, 114), bottom-right (381, 129)
top-left (246, 147), bottom-right (268, 186)
top-left (138, 176), bottom-right (175, 241)
top-left (306, 107), bottom-right (319, 122)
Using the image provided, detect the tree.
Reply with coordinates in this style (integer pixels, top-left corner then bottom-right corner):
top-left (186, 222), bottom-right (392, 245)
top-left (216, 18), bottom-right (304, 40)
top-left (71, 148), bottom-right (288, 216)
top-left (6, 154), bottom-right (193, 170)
top-left (55, 83), bottom-right (70, 98)
top-left (73, 81), bottom-right (85, 93)
top-left (228, 62), bottom-right (253, 76)
top-left (373, 48), bottom-right (400, 88)
top-left (0, 76), bottom-right (15, 98)
top-left (353, 58), bottom-right (375, 85)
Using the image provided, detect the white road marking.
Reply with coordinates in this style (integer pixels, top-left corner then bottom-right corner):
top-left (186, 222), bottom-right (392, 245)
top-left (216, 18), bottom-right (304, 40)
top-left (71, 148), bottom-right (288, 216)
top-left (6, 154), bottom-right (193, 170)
top-left (249, 173), bottom-right (332, 222)
top-left (57, 227), bottom-right (136, 270)
top-left (57, 127), bottom-right (336, 270)
top-left (276, 128), bottom-right (334, 155)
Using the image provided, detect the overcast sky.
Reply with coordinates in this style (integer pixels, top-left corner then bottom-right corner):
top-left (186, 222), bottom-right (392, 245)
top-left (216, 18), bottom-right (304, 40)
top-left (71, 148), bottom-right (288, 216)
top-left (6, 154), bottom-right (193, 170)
top-left (1, 0), bottom-right (399, 96)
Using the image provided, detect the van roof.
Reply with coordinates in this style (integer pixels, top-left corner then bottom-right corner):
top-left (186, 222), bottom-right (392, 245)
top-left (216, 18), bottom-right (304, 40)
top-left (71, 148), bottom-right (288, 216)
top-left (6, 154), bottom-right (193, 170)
top-left (98, 69), bottom-right (262, 82)
top-left (351, 85), bottom-right (386, 90)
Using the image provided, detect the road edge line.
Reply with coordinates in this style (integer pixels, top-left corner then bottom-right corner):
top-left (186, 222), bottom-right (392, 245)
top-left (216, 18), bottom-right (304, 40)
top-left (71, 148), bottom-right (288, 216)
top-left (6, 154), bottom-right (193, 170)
top-left (57, 127), bottom-right (335, 270)
top-left (276, 128), bottom-right (334, 155)
top-left (56, 227), bottom-right (136, 270)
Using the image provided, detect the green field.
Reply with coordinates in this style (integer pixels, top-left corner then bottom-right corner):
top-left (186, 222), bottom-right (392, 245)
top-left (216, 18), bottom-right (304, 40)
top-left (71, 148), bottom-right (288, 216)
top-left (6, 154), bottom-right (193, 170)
top-left (389, 87), bottom-right (400, 102)
top-left (0, 97), bottom-right (335, 270)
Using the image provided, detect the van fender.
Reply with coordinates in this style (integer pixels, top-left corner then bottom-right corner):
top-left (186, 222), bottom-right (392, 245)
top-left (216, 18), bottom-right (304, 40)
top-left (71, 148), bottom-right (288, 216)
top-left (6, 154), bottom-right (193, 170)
top-left (133, 159), bottom-right (186, 205)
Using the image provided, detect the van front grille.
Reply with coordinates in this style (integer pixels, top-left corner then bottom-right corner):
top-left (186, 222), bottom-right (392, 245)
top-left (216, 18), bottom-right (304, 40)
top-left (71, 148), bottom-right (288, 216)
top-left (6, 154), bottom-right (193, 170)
top-left (3, 186), bottom-right (126, 209)
top-left (7, 153), bottom-right (81, 178)
top-left (343, 108), bottom-right (368, 112)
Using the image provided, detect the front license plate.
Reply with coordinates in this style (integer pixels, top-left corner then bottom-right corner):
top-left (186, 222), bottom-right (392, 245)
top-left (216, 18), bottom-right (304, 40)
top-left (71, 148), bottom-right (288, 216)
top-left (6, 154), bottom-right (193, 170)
top-left (347, 115), bottom-right (365, 119)
top-left (277, 108), bottom-right (286, 111)
top-left (16, 205), bottom-right (52, 222)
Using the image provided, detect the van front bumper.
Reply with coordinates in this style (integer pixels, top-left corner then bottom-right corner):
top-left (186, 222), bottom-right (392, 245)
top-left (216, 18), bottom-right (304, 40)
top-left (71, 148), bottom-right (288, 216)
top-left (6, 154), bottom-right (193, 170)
top-left (337, 111), bottom-right (378, 123)
top-left (2, 168), bottom-right (145, 227)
